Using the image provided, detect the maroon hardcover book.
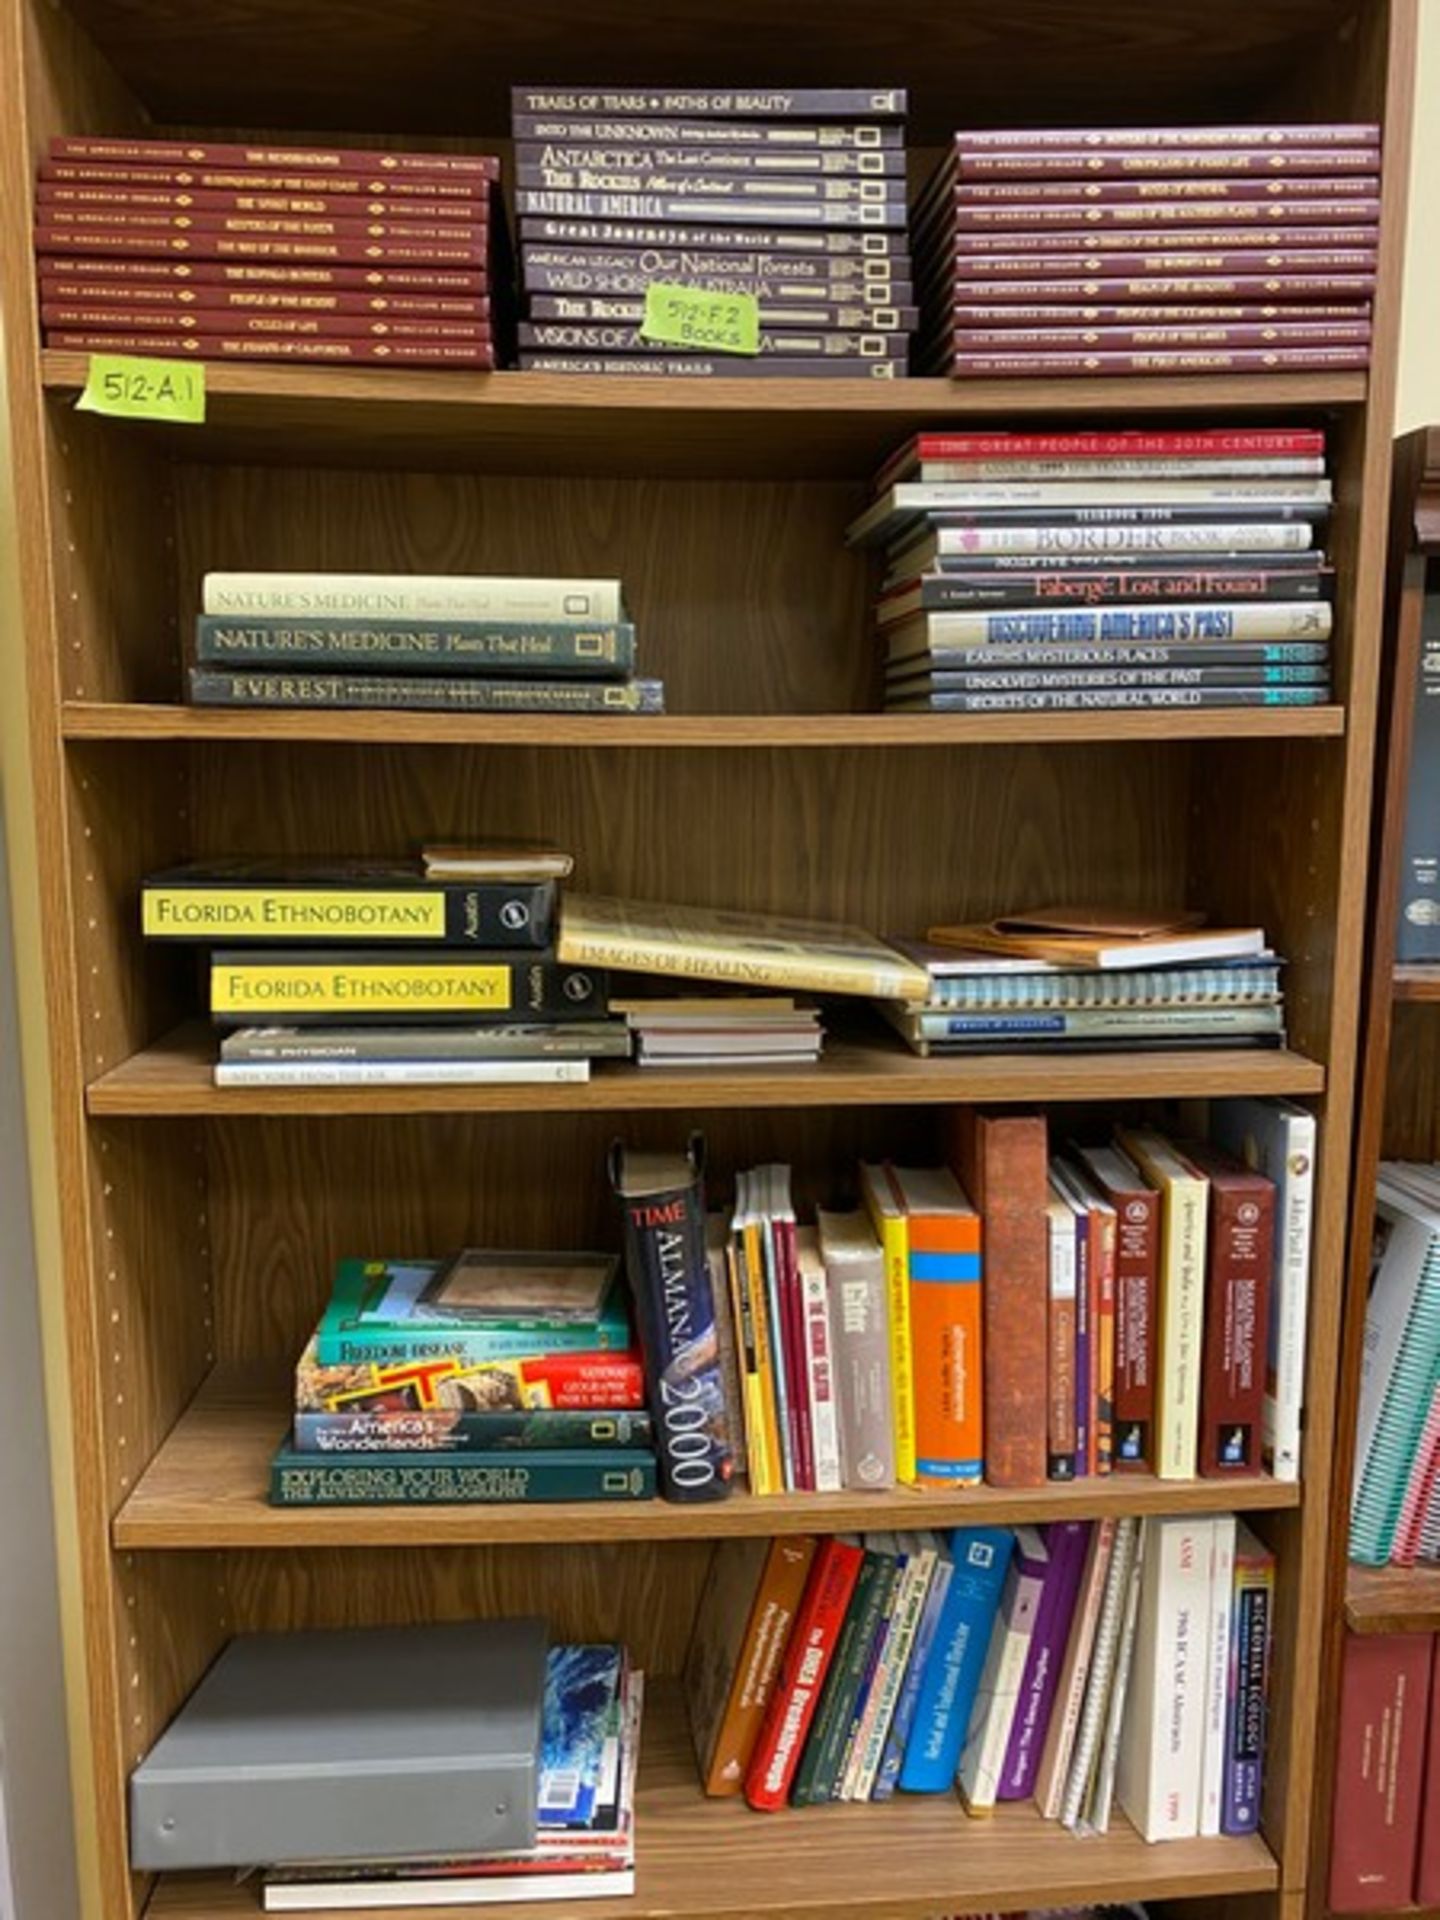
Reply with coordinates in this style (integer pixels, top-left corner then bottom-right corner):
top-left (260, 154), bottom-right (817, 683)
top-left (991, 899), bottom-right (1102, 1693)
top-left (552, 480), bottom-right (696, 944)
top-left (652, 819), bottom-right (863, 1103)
top-left (39, 159), bottom-right (489, 198)
top-left (37, 256), bottom-right (487, 292)
top-left (50, 136), bottom-right (501, 179)
top-left (948, 274), bottom-right (1378, 304)
top-left (944, 226), bottom-right (1378, 256)
top-left (44, 332), bottom-right (495, 367)
top-left (948, 1108), bottom-right (1050, 1488)
top-left (948, 198), bottom-right (1380, 231)
top-left (944, 251), bottom-right (1378, 280)
top-left (950, 175), bottom-right (1380, 205)
top-left (34, 229), bottom-right (490, 266)
top-left (1416, 1654), bottom-right (1440, 1905)
top-left (1072, 1146), bottom-right (1158, 1473)
top-left (1330, 1632), bottom-right (1431, 1912)
top-left (41, 306), bottom-right (494, 342)
top-left (945, 147), bottom-right (1380, 182)
top-left (947, 346), bottom-right (1370, 376)
top-left (948, 124), bottom-right (1378, 151)
top-left (36, 209), bottom-right (486, 241)
top-left (38, 184), bottom-right (485, 223)
top-left (1180, 1142), bottom-right (1274, 1476)
top-left (39, 278), bottom-right (489, 317)
top-left (949, 323), bottom-right (1371, 350)
top-left (948, 302), bottom-right (1372, 325)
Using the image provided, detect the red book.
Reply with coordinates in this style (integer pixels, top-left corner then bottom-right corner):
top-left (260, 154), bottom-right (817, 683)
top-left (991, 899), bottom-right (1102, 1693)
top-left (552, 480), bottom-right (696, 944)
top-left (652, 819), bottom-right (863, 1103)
top-left (1182, 1144), bottom-right (1274, 1476)
top-left (37, 185), bottom-right (486, 223)
top-left (950, 324), bottom-right (1371, 352)
top-left (40, 280), bottom-right (489, 318)
top-left (40, 159), bottom-right (490, 198)
top-left (950, 175), bottom-right (1380, 205)
top-left (42, 306), bottom-right (492, 343)
top-left (948, 347), bottom-right (1371, 377)
top-left (948, 198), bottom-right (1381, 232)
top-left (947, 124), bottom-right (1378, 151)
top-left (51, 136), bottom-right (501, 180)
top-left (1073, 1144), bottom-right (1159, 1474)
top-left (950, 275), bottom-right (1378, 304)
top-left (45, 332), bottom-right (496, 368)
top-left (945, 147), bottom-right (1380, 183)
top-left (946, 304), bottom-right (1372, 326)
top-left (946, 246), bottom-right (1380, 276)
top-left (34, 229), bottom-right (489, 266)
top-left (37, 209), bottom-right (486, 241)
top-left (1416, 1650), bottom-right (1440, 1904)
top-left (883, 428), bottom-right (1326, 462)
top-left (38, 256), bottom-right (487, 292)
top-left (743, 1536), bottom-right (864, 1810)
top-left (949, 1109), bottom-right (1049, 1488)
top-left (946, 225), bottom-right (1378, 255)
top-left (1330, 1632), bottom-right (1432, 1912)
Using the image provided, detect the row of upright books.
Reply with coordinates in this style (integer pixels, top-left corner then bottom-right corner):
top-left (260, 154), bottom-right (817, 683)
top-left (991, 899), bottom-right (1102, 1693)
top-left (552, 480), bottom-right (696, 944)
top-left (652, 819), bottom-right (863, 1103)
top-left (685, 1515), bottom-right (1273, 1838)
top-left (1332, 1627), bottom-right (1440, 1912)
top-left (34, 113), bottom-right (1381, 379)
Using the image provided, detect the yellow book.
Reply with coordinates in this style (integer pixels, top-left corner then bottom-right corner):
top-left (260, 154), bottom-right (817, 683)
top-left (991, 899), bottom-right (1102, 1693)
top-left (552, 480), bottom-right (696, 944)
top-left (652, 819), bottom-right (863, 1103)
top-left (861, 1163), bottom-right (916, 1485)
top-left (736, 1172), bottom-right (785, 1495)
top-left (558, 895), bottom-right (930, 1002)
top-left (1115, 1127), bottom-right (1209, 1481)
top-left (208, 954), bottom-right (603, 1021)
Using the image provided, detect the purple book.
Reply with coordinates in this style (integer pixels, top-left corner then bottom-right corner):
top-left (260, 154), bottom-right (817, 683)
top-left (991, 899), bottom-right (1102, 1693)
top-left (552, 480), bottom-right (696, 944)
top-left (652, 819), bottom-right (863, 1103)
top-left (997, 1520), bottom-right (1092, 1800)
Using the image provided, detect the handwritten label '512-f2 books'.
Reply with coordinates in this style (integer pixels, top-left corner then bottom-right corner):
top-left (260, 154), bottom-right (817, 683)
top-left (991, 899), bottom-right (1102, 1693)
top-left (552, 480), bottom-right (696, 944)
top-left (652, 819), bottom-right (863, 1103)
top-left (640, 282), bottom-right (759, 354)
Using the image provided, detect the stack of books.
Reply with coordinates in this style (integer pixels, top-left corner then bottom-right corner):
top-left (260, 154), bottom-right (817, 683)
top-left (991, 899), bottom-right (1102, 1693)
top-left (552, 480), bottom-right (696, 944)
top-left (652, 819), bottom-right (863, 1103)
top-left (1349, 1163), bottom-right (1440, 1566)
top-left (35, 135), bottom-right (503, 369)
top-left (684, 1514), bottom-right (1274, 1837)
top-left (692, 1099), bottom-right (1312, 1496)
top-left (510, 86), bottom-right (915, 379)
top-left (909, 122), bottom-right (1380, 378)
top-left (849, 427), bottom-right (1335, 714)
top-left (277, 1255), bottom-right (657, 1507)
top-left (138, 850), bottom-right (629, 1088)
top-left (188, 571), bottom-right (664, 714)
top-left (619, 994), bottom-right (824, 1067)
top-left (885, 911), bottom-right (1286, 1051)
top-left (264, 1645), bottom-right (643, 1910)
top-left (1333, 1629), bottom-right (1440, 1913)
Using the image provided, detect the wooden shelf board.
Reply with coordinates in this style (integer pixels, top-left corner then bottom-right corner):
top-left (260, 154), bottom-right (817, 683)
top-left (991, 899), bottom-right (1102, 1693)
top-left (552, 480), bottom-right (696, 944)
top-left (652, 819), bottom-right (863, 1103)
top-left (114, 1366), bottom-right (1302, 1552)
top-left (86, 1022), bottom-right (1328, 1120)
top-left (1345, 1563), bottom-right (1440, 1634)
top-left (61, 701), bottom-right (1349, 748)
top-left (40, 354), bottom-right (1367, 478)
top-left (143, 1678), bottom-right (1277, 1920)
top-left (1393, 965), bottom-right (1440, 1002)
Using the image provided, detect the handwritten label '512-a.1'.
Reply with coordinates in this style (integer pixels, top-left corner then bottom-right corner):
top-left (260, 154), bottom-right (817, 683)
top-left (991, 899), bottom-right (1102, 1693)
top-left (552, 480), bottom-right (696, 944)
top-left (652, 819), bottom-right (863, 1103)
top-left (639, 283), bottom-right (760, 356)
top-left (76, 354), bottom-right (206, 423)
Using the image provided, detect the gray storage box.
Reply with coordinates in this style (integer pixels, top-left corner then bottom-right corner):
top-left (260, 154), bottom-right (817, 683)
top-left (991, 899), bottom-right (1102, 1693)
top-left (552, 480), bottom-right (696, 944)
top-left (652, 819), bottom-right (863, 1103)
top-left (129, 1617), bottom-right (547, 1870)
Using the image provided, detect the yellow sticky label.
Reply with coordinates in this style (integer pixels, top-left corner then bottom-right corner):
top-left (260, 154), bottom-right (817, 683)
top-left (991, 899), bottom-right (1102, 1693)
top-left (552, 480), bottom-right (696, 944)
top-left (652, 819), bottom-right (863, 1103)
top-left (639, 283), bottom-right (759, 355)
top-left (76, 354), bottom-right (206, 423)
top-left (211, 963), bottom-right (512, 1016)
top-left (143, 888), bottom-right (446, 939)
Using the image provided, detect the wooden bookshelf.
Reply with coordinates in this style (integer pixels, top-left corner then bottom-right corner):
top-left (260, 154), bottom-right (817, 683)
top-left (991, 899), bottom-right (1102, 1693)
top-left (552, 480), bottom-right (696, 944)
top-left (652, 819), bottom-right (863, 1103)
top-left (1345, 1565), bottom-right (1440, 1635)
top-left (0, 3), bottom-right (1417, 1919)
top-left (1394, 965), bottom-right (1440, 1002)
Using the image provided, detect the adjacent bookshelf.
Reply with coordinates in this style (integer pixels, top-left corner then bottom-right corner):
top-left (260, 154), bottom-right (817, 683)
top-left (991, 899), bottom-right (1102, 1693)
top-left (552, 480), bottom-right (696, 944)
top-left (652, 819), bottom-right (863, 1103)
top-left (0, 4), bottom-right (1417, 1920)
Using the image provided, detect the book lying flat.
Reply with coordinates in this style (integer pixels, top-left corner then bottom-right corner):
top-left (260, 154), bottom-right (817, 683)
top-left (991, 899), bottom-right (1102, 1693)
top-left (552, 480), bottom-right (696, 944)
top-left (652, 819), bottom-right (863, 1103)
top-left (927, 906), bottom-right (1266, 971)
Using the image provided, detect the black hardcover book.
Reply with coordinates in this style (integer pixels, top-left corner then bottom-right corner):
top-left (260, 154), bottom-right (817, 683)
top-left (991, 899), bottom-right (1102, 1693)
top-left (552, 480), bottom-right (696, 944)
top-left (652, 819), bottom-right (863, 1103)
top-left (528, 295), bottom-right (917, 331)
top-left (879, 566), bottom-right (1328, 613)
top-left (513, 143), bottom-right (906, 179)
top-left (188, 668), bottom-right (665, 713)
top-left (515, 189), bottom-right (906, 229)
top-left (270, 1442), bottom-right (658, 1504)
top-left (892, 503), bottom-right (1329, 535)
top-left (142, 859), bottom-right (555, 948)
top-left (519, 217), bottom-right (906, 256)
top-left (511, 115), bottom-right (906, 149)
top-left (610, 1136), bottom-right (734, 1502)
top-left (208, 948), bottom-right (609, 1026)
top-left (518, 354), bottom-right (899, 380)
top-left (194, 614), bottom-right (636, 678)
top-left (894, 550), bottom-right (1324, 577)
top-left (509, 87), bottom-right (908, 119)
top-left (886, 641), bottom-right (1331, 674)
top-left (293, 1407), bottom-right (654, 1453)
top-left (1397, 596), bottom-right (1440, 960)
top-left (518, 321), bottom-right (908, 358)
top-left (520, 243), bottom-right (910, 293)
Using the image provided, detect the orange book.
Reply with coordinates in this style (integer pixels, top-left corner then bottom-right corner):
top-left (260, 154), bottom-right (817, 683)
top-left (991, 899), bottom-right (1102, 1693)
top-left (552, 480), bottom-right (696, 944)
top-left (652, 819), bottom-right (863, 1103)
top-left (886, 1166), bottom-right (983, 1485)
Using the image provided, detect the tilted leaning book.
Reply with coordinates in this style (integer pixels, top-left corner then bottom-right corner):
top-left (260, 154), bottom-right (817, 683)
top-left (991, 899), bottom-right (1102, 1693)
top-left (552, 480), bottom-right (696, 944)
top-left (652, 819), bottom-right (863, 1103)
top-left (899, 1526), bottom-right (1013, 1794)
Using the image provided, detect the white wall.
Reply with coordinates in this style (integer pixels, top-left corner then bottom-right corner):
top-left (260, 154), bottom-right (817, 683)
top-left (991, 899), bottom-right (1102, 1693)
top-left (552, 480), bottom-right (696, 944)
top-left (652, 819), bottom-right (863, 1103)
top-left (1397, 0), bottom-right (1440, 430)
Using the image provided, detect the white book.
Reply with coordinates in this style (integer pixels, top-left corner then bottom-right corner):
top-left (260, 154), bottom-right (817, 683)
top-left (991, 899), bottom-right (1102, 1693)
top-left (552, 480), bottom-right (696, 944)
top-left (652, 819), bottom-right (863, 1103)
top-left (1060, 1515), bottom-right (1137, 1831)
top-left (1199, 1515), bottom-right (1238, 1837)
top-left (850, 1532), bottom-right (939, 1799)
top-left (797, 1227), bottom-right (843, 1493)
top-left (264, 1867), bottom-right (635, 1910)
top-left (816, 1208), bottom-right (894, 1491)
top-left (213, 1059), bottom-right (591, 1087)
top-left (1035, 1518), bottom-right (1116, 1820)
top-left (846, 477), bottom-right (1332, 544)
top-left (889, 522), bottom-right (1316, 566)
top-left (958, 1525), bottom-right (1048, 1815)
top-left (203, 572), bottom-right (625, 624)
top-left (1210, 1097), bottom-right (1318, 1481)
top-left (1086, 1517), bottom-right (1147, 1836)
top-left (1116, 1129), bottom-right (1208, 1480)
top-left (1116, 1516), bottom-right (1217, 1842)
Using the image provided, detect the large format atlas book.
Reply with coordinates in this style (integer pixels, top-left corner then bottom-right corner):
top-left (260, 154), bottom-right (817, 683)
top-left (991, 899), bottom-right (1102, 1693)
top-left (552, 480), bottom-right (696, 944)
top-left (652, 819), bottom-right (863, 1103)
top-left (269, 1442), bottom-right (658, 1504)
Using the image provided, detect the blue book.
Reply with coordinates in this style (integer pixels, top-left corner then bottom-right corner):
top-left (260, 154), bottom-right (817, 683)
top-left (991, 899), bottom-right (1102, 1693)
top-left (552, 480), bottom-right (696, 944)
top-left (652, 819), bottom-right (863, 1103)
top-left (872, 1541), bottom-right (954, 1800)
top-left (897, 1527), bottom-right (1013, 1793)
top-left (537, 1644), bottom-right (625, 1830)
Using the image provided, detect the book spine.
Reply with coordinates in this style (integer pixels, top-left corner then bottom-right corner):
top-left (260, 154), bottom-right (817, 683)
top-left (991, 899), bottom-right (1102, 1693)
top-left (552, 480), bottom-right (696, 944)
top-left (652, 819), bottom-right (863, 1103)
top-left (511, 86), bottom-right (909, 117)
top-left (38, 231), bottom-right (490, 265)
top-left (523, 259), bottom-right (910, 301)
top-left (893, 687), bottom-right (1328, 712)
top-left (187, 669), bottom-right (663, 712)
top-left (269, 1448), bottom-right (658, 1503)
top-left (1086, 1518), bottom-right (1147, 1834)
top-left (947, 274), bottom-right (1376, 304)
top-left (943, 227), bottom-right (1376, 258)
top-left (705, 1230), bottom-right (749, 1484)
top-left (1265, 1108), bottom-right (1316, 1481)
top-left (899, 599), bottom-right (1331, 647)
top-left (948, 199), bottom-right (1378, 231)
top-left (1060, 1515), bottom-right (1137, 1829)
top-left (945, 146), bottom-right (1380, 182)
top-left (801, 1256), bottom-right (843, 1494)
top-left (315, 1321), bottom-right (629, 1366)
top-left (700, 1536), bottom-right (817, 1794)
top-left (837, 1549), bottom-right (906, 1799)
top-left (958, 1531), bottom-right (1048, 1813)
top-left (1199, 1517), bottom-right (1238, 1835)
top-left (1200, 1181), bottom-right (1274, 1474)
top-left (905, 429), bottom-right (1328, 459)
top-left (50, 330), bottom-right (495, 365)
top-left (513, 115), bottom-right (906, 148)
top-left (211, 1056), bottom-right (578, 1087)
top-left (1112, 1186), bottom-right (1159, 1471)
top-left (759, 1216), bottom-right (797, 1492)
top-left (792, 1552), bottom-right (888, 1806)
top-left (42, 254), bottom-right (488, 291)
top-left (999, 1521), bottom-right (1091, 1798)
top-left (947, 124), bottom-right (1375, 151)
top-left (1073, 1201), bottom-right (1091, 1478)
top-left (930, 523), bottom-right (1315, 557)
top-left (943, 306), bottom-right (1368, 331)
top-left (865, 1180), bottom-right (916, 1484)
top-left (44, 280), bottom-right (489, 318)
top-left (530, 293), bottom-right (916, 330)
top-left (145, 876), bottom-right (554, 947)
top-left (910, 1240), bottom-right (984, 1485)
top-left (515, 141), bottom-right (906, 179)
top-left (851, 1545), bottom-right (938, 1798)
top-left (1415, 1638), bottom-right (1440, 1902)
top-left (517, 353), bottom-right (900, 380)
top-left (778, 1219), bottom-right (814, 1492)
top-left (952, 322), bottom-right (1369, 351)
top-left (950, 348), bottom-right (1371, 376)
top-left (948, 176), bottom-right (1376, 206)
top-left (520, 215), bottom-right (907, 255)
top-left (1221, 1536), bottom-right (1273, 1834)
top-left (515, 189), bottom-right (904, 229)
top-left (194, 616), bottom-right (635, 677)
top-left (517, 320), bottom-right (907, 358)
top-left (612, 1143), bottom-right (734, 1502)
top-left (51, 135), bottom-right (503, 176)
top-left (1329, 1633), bottom-right (1432, 1910)
top-left (40, 158), bottom-right (493, 194)
top-left (203, 571), bottom-right (622, 624)
top-left (1048, 1205), bottom-right (1078, 1480)
top-left (724, 1238), bottom-right (772, 1494)
top-left (884, 569), bottom-right (1327, 610)
top-left (209, 952), bottom-right (607, 1024)
top-left (1157, 1169), bottom-right (1208, 1482)
top-left (39, 183), bottom-right (486, 217)
top-left (1092, 1205), bottom-right (1116, 1474)
top-left (1116, 1517), bottom-right (1215, 1839)
top-left (826, 1246), bottom-right (895, 1491)
top-left (1035, 1518), bottom-right (1116, 1819)
top-left (899, 1527), bottom-right (1014, 1793)
top-left (291, 1408), bottom-right (654, 1452)
top-left (745, 1539), bottom-right (865, 1810)
top-left (44, 305), bottom-right (494, 342)
top-left (873, 1554), bottom-right (954, 1800)
top-left (740, 1216), bottom-right (786, 1497)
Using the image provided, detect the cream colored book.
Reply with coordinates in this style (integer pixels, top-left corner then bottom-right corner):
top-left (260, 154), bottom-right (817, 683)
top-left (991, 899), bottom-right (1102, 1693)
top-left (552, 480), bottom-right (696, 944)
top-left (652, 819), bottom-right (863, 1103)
top-left (1115, 1128), bottom-right (1209, 1481)
top-left (202, 572), bottom-right (624, 623)
top-left (558, 896), bottom-right (930, 1002)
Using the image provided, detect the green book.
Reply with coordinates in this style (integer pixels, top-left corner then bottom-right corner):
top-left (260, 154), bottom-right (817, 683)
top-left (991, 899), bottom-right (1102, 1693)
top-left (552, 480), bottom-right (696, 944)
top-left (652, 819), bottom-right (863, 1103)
top-left (313, 1255), bottom-right (632, 1367)
top-left (269, 1440), bottom-right (658, 1506)
top-left (195, 614), bottom-right (637, 679)
top-left (792, 1544), bottom-right (898, 1805)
